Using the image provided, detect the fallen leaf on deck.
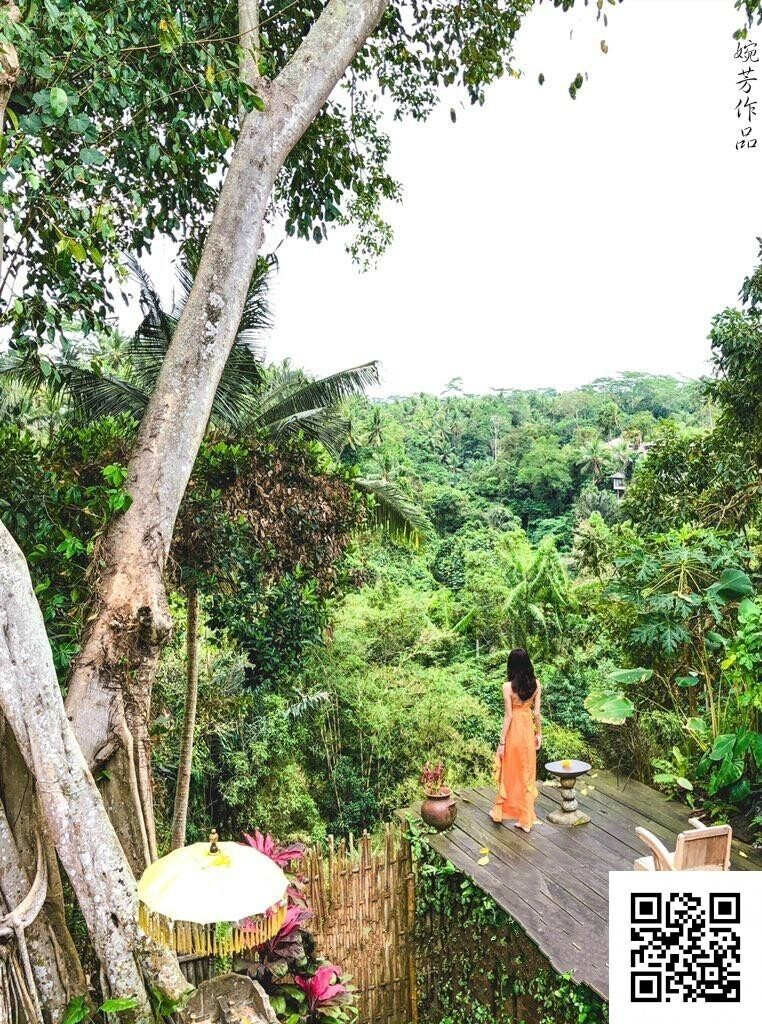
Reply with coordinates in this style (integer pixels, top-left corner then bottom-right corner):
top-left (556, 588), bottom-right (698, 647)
top-left (477, 855), bottom-right (490, 866)
top-left (738, 850), bottom-right (748, 859)
top-left (479, 846), bottom-right (490, 855)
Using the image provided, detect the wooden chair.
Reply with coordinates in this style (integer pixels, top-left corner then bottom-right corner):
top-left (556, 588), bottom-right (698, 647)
top-left (634, 818), bottom-right (732, 871)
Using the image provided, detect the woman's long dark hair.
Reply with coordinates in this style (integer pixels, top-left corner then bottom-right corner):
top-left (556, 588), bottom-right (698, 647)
top-left (507, 648), bottom-right (537, 702)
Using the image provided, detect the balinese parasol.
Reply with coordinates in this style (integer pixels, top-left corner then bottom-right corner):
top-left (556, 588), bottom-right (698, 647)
top-left (138, 831), bottom-right (288, 957)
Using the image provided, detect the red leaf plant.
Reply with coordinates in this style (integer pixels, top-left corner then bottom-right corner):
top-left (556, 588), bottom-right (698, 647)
top-left (294, 963), bottom-right (357, 1022)
top-left (242, 904), bottom-right (314, 983)
top-left (242, 828), bottom-right (306, 867)
top-left (420, 760), bottom-right (448, 796)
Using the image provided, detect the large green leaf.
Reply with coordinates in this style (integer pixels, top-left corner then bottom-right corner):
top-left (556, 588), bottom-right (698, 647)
top-left (709, 568), bottom-right (754, 601)
top-left (608, 667), bottom-right (653, 686)
top-left (49, 86), bottom-right (69, 117)
top-left (709, 755), bottom-right (744, 794)
top-left (685, 717), bottom-right (708, 736)
top-left (750, 731), bottom-right (762, 769)
top-left (100, 997), bottom-right (140, 1012)
top-left (708, 733), bottom-right (736, 761)
top-left (676, 674), bottom-right (699, 688)
top-left (584, 690), bottom-right (635, 725)
top-left (61, 998), bottom-right (89, 1024)
top-left (728, 778), bottom-right (751, 804)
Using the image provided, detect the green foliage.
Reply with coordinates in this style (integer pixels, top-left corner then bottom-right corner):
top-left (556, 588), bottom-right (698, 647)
top-left (3, 0), bottom-right (595, 340)
top-left (0, 417), bottom-right (134, 675)
top-left (153, 640), bottom-right (326, 846)
top-left (61, 991), bottom-right (180, 1023)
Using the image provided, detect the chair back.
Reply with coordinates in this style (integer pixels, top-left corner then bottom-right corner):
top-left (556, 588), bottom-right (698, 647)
top-left (674, 824), bottom-right (732, 871)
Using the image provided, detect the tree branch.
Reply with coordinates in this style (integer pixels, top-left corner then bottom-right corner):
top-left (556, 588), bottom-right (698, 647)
top-left (238, 0), bottom-right (260, 122)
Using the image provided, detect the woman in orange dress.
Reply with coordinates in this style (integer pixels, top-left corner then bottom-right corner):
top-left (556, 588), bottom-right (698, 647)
top-left (491, 648), bottom-right (542, 832)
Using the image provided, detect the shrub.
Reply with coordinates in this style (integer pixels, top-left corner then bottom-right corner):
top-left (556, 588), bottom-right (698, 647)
top-left (540, 722), bottom-right (602, 770)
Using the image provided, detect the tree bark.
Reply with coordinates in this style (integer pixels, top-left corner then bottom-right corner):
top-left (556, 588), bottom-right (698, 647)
top-left (0, 521), bottom-right (190, 1022)
top-left (0, 2), bottom-right (21, 278)
top-left (64, 0), bottom-right (389, 875)
top-left (170, 587), bottom-right (200, 850)
top-left (238, 0), bottom-right (260, 122)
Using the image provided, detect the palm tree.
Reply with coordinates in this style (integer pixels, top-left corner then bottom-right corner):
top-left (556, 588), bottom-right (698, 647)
top-left (576, 438), bottom-right (610, 483)
top-left (365, 407), bottom-right (385, 447)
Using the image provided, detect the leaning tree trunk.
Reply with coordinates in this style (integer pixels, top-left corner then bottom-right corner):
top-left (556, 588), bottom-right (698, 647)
top-left (63, 0), bottom-right (389, 876)
top-left (170, 586), bottom-right (200, 850)
top-left (0, 521), bottom-right (190, 1023)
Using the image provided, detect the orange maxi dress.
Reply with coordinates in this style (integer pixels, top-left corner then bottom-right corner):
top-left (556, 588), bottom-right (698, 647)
top-left (491, 692), bottom-right (539, 830)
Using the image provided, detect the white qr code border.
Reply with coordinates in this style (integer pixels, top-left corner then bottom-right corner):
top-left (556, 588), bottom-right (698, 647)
top-left (609, 871), bottom-right (762, 1024)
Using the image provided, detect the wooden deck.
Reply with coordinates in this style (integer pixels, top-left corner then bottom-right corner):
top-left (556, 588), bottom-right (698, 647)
top-left (412, 770), bottom-right (762, 1000)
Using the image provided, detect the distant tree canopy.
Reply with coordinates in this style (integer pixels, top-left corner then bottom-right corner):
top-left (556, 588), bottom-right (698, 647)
top-left (344, 371), bottom-right (709, 545)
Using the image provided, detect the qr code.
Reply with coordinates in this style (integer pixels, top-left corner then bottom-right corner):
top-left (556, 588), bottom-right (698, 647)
top-left (609, 871), bottom-right (761, 1024)
top-left (630, 891), bottom-right (740, 1002)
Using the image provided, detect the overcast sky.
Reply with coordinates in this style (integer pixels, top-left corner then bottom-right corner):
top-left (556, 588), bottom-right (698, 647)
top-left (146, 0), bottom-right (761, 396)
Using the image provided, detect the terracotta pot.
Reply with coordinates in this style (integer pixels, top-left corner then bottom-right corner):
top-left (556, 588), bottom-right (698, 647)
top-left (421, 788), bottom-right (457, 831)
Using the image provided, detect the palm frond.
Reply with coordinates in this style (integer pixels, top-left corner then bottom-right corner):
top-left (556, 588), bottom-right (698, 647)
top-left (354, 477), bottom-right (431, 546)
top-left (210, 341), bottom-right (267, 428)
top-left (126, 253), bottom-right (175, 346)
top-left (285, 690), bottom-right (331, 720)
top-left (237, 254), bottom-right (276, 343)
top-left (263, 408), bottom-right (351, 458)
top-left (253, 362), bottom-right (380, 429)
top-left (57, 366), bottom-right (149, 420)
top-left (0, 354), bottom-right (57, 398)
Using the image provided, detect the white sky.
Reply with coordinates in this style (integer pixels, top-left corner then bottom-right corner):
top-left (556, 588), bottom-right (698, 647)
top-left (147, 0), bottom-right (762, 396)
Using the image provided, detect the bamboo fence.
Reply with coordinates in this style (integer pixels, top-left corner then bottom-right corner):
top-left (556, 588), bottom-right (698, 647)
top-left (305, 826), bottom-right (417, 1024)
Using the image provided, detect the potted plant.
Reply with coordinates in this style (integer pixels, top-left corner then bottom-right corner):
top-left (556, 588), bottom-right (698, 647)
top-left (420, 761), bottom-right (457, 831)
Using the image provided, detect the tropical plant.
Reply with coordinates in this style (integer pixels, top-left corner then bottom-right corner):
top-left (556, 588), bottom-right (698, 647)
top-left (421, 760), bottom-right (448, 796)
top-left (243, 829), bottom-right (307, 869)
top-left (291, 964), bottom-right (358, 1024)
top-left (575, 438), bottom-right (610, 482)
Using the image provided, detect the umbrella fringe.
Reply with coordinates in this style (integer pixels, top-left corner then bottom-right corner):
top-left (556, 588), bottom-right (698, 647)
top-left (138, 901), bottom-right (287, 956)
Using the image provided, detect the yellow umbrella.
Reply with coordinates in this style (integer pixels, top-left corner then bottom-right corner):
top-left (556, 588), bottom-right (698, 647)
top-left (138, 832), bottom-right (289, 957)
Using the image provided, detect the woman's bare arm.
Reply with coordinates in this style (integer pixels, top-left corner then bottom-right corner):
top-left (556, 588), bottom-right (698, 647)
top-left (533, 681), bottom-right (542, 750)
top-left (497, 682), bottom-right (513, 755)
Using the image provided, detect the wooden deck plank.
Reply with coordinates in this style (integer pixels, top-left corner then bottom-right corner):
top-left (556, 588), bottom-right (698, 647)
top-left (449, 796), bottom-right (610, 922)
top-left (590, 771), bottom-right (761, 869)
top-left (406, 774), bottom-right (761, 1002)
top-left (463, 789), bottom-right (615, 892)
top-left (426, 816), bottom-right (610, 997)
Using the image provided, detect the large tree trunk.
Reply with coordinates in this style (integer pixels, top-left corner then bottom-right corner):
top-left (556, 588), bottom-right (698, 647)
top-left (170, 586), bottom-right (200, 851)
top-left (64, 0), bottom-right (389, 875)
top-left (0, 521), bottom-right (191, 1022)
